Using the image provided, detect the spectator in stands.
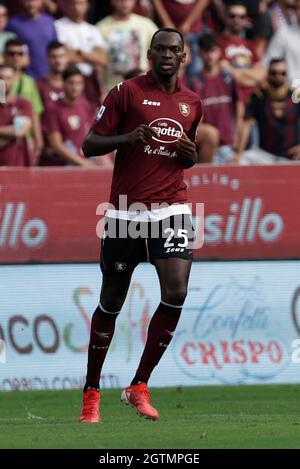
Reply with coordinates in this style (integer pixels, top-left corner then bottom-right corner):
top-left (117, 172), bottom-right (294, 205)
top-left (97, 0), bottom-right (157, 94)
top-left (0, 63), bottom-right (33, 166)
top-left (0, 3), bottom-right (16, 63)
top-left (196, 32), bottom-right (244, 164)
top-left (4, 38), bottom-right (43, 163)
top-left (55, 0), bottom-right (107, 105)
top-left (41, 65), bottom-right (95, 166)
top-left (218, 0), bottom-right (266, 104)
top-left (90, 0), bottom-right (152, 22)
top-left (37, 41), bottom-right (68, 107)
top-left (7, 0), bottom-right (63, 17)
top-left (6, 0), bottom-right (57, 79)
top-left (235, 58), bottom-right (300, 162)
top-left (178, 40), bottom-right (202, 93)
top-left (220, 0), bottom-right (273, 58)
top-left (152, 0), bottom-right (210, 75)
top-left (264, 0), bottom-right (300, 84)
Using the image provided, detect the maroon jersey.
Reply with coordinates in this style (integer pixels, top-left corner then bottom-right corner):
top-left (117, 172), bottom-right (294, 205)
top-left (91, 71), bottom-right (202, 208)
top-left (0, 97), bottom-right (33, 167)
top-left (219, 36), bottom-right (260, 104)
top-left (37, 78), bottom-right (64, 108)
top-left (42, 96), bottom-right (94, 165)
top-left (199, 69), bottom-right (243, 146)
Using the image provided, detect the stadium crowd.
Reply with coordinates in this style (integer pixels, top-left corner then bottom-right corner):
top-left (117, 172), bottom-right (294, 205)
top-left (1, 0), bottom-right (300, 166)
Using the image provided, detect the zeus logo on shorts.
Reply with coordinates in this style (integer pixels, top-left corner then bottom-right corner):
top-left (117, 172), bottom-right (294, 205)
top-left (96, 105), bottom-right (106, 122)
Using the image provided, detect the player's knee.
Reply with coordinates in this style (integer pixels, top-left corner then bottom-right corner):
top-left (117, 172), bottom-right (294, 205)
top-left (162, 285), bottom-right (188, 307)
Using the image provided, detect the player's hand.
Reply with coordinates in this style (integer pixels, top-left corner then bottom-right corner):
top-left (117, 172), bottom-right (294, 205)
top-left (176, 133), bottom-right (198, 167)
top-left (126, 125), bottom-right (158, 145)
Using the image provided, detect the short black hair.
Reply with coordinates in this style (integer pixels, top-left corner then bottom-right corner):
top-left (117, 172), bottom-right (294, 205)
top-left (269, 58), bottom-right (286, 67)
top-left (150, 28), bottom-right (184, 50)
top-left (4, 38), bottom-right (27, 52)
top-left (62, 64), bottom-right (83, 81)
top-left (198, 32), bottom-right (218, 51)
top-left (47, 40), bottom-right (66, 53)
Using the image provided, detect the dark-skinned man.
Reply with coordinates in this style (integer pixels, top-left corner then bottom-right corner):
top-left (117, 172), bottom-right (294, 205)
top-left (80, 28), bottom-right (202, 423)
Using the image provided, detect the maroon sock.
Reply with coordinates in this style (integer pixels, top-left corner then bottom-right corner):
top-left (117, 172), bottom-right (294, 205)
top-left (85, 305), bottom-right (118, 390)
top-left (131, 302), bottom-right (182, 385)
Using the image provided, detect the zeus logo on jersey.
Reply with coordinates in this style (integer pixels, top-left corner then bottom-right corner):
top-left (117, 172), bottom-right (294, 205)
top-left (96, 105), bottom-right (106, 122)
top-left (149, 118), bottom-right (183, 143)
top-left (143, 99), bottom-right (161, 106)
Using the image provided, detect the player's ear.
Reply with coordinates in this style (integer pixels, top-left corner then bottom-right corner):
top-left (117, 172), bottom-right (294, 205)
top-left (147, 49), bottom-right (152, 61)
top-left (181, 52), bottom-right (186, 64)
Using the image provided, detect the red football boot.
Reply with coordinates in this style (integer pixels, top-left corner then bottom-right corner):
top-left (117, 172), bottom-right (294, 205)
top-left (121, 383), bottom-right (160, 420)
top-left (79, 389), bottom-right (100, 423)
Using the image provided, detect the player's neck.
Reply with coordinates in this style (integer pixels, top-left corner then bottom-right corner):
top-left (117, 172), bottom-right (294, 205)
top-left (152, 70), bottom-right (179, 93)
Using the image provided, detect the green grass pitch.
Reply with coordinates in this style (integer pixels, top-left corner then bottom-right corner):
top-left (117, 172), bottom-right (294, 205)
top-left (0, 384), bottom-right (300, 449)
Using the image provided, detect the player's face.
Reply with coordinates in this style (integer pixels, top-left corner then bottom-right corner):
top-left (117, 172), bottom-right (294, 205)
top-left (64, 74), bottom-right (84, 101)
top-left (268, 63), bottom-right (288, 88)
top-left (148, 32), bottom-right (185, 79)
top-left (48, 47), bottom-right (69, 74)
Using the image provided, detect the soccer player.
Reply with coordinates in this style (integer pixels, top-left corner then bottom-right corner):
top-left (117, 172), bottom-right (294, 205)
top-left (80, 28), bottom-right (202, 422)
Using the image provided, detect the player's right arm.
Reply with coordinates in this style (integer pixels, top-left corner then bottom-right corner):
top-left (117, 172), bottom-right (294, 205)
top-left (83, 125), bottom-right (157, 157)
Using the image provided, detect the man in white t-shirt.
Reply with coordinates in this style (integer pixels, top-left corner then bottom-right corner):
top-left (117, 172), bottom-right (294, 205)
top-left (55, 0), bottom-right (107, 103)
top-left (264, 0), bottom-right (300, 85)
top-left (97, 0), bottom-right (158, 94)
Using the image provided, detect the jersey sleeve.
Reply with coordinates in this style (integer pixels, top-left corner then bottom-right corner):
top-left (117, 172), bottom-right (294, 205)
top-left (91, 84), bottom-right (127, 136)
top-left (187, 100), bottom-right (203, 142)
